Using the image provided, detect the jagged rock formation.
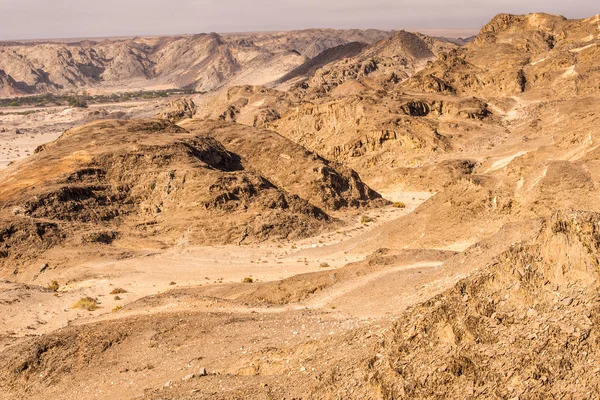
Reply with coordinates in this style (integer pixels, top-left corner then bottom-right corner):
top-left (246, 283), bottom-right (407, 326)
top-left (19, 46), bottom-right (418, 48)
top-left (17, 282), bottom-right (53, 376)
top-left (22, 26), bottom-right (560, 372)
top-left (202, 87), bottom-right (502, 186)
top-left (192, 31), bottom-right (497, 187)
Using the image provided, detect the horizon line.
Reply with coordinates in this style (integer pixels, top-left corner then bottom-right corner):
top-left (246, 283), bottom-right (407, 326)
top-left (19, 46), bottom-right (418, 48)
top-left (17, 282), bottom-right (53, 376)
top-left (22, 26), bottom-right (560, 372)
top-left (0, 27), bottom-right (481, 44)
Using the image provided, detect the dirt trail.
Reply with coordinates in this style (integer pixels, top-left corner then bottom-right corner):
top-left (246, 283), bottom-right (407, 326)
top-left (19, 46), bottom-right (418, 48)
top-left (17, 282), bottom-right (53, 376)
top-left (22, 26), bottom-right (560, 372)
top-left (78, 261), bottom-right (446, 329)
top-left (306, 261), bottom-right (443, 310)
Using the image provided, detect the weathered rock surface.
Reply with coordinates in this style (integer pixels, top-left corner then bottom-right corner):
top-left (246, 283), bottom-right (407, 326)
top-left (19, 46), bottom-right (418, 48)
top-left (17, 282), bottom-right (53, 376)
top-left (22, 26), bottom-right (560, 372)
top-left (370, 210), bottom-right (600, 399)
top-left (157, 98), bottom-right (197, 122)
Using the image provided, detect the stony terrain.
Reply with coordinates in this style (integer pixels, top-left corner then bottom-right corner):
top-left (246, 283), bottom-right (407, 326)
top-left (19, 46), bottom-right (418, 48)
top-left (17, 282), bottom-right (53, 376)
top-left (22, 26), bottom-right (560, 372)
top-left (0, 12), bottom-right (600, 400)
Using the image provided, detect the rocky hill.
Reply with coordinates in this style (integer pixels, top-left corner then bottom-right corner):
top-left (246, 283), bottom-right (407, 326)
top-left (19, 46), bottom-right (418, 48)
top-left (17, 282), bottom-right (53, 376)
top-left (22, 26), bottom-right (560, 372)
top-left (196, 13), bottom-right (600, 191)
top-left (403, 13), bottom-right (600, 98)
top-left (0, 118), bottom-right (382, 279)
top-left (283, 30), bottom-right (457, 97)
top-left (197, 86), bottom-right (503, 187)
top-left (180, 119), bottom-right (386, 211)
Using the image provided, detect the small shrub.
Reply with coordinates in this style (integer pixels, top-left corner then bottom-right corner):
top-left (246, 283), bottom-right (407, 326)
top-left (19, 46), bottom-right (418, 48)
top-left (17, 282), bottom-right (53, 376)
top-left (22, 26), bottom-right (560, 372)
top-left (9, 101), bottom-right (20, 107)
top-left (48, 280), bottom-right (59, 292)
top-left (72, 297), bottom-right (99, 311)
top-left (361, 215), bottom-right (373, 224)
top-left (112, 306), bottom-right (123, 312)
top-left (66, 96), bottom-right (88, 108)
top-left (320, 263), bottom-right (331, 268)
top-left (110, 288), bottom-right (127, 295)
top-left (114, 296), bottom-right (121, 301)
top-left (393, 202), bottom-right (406, 209)
top-left (169, 281), bottom-right (177, 286)
top-left (242, 277), bottom-right (254, 283)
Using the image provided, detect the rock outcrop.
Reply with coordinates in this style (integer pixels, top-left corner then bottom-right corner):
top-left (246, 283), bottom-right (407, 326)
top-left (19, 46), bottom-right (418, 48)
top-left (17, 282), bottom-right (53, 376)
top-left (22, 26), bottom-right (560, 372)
top-left (157, 98), bottom-right (197, 122)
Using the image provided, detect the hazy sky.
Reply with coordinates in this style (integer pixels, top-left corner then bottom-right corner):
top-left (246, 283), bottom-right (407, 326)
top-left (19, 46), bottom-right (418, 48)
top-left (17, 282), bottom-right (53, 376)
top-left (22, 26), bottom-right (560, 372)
top-left (0, 0), bottom-right (597, 40)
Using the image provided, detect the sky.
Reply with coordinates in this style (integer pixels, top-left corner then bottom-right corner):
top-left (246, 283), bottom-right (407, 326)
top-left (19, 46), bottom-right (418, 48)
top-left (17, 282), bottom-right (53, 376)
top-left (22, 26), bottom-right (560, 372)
top-left (0, 0), bottom-right (597, 40)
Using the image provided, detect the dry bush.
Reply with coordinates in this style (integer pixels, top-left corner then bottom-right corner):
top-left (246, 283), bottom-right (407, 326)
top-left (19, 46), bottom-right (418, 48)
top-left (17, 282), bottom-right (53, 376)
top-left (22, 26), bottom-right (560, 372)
top-left (72, 297), bottom-right (98, 311)
top-left (47, 280), bottom-right (59, 292)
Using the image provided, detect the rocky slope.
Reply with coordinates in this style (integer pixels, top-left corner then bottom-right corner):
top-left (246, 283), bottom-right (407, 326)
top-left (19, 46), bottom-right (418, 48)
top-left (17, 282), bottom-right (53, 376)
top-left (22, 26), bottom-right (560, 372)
top-left (180, 119), bottom-right (386, 211)
top-left (292, 31), bottom-right (457, 96)
top-left (367, 210), bottom-right (600, 399)
top-left (0, 118), bottom-right (382, 279)
top-left (404, 13), bottom-right (600, 98)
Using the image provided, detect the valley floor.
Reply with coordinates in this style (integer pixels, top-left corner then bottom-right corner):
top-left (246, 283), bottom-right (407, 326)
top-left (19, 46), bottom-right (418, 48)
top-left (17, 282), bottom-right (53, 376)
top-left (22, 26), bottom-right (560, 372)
top-left (0, 181), bottom-right (471, 399)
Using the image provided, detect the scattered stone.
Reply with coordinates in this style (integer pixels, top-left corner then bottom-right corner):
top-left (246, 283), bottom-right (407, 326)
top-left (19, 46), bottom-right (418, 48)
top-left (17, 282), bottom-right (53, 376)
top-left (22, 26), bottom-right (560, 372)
top-left (561, 297), bottom-right (573, 306)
